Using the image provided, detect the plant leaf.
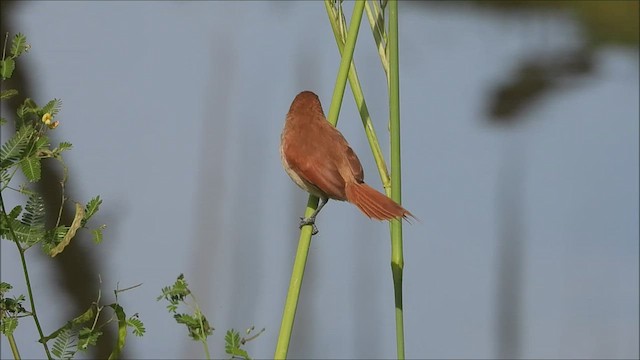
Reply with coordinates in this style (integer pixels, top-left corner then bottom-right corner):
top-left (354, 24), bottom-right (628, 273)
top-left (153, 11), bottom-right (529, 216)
top-left (20, 156), bottom-right (41, 182)
top-left (34, 135), bottom-right (50, 153)
top-left (0, 317), bottom-right (18, 336)
top-left (0, 59), bottom-right (15, 80)
top-left (58, 142), bottom-right (73, 152)
top-left (40, 305), bottom-right (96, 343)
top-left (2, 217), bottom-right (43, 244)
top-left (10, 33), bottom-right (28, 58)
top-left (22, 194), bottom-right (45, 228)
top-left (126, 316), bottom-right (146, 337)
top-left (41, 98), bottom-right (62, 117)
top-left (225, 329), bottom-right (250, 359)
top-left (8, 206), bottom-right (22, 220)
top-left (0, 89), bottom-right (18, 100)
top-left (16, 98), bottom-right (39, 121)
top-left (20, 193), bottom-right (45, 245)
top-left (50, 328), bottom-right (77, 360)
top-left (91, 228), bottom-right (103, 244)
top-left (83, 196), bottom-right (102, 223)
top-left (1, 125), bottom-right (33, 168)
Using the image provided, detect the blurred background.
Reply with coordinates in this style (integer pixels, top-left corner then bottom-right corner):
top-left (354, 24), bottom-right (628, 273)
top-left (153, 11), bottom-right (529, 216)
top-left (1, 1), bottom-right (638, 359)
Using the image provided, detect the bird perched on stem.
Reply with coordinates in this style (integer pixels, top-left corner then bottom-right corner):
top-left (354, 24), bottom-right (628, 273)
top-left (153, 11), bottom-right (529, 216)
top-left (280, 91), bottom-right (413, 235)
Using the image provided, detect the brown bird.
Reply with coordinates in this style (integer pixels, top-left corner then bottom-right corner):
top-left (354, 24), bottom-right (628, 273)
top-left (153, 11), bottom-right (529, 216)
top-left (280, 90), bottom-right (413, 234)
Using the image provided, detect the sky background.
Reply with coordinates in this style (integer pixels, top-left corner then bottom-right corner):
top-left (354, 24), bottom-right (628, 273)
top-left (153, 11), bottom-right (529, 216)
top-left (1, 1), bottom-right (638, 359)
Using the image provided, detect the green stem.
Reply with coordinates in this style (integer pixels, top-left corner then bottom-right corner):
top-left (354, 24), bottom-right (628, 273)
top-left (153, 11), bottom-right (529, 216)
top-left (325, 0), bottom-right (366, 127)
top-left (274, 2), bottom-right (366, 359)
top-left (324, 0), bottom-right (392, 194)
top-left (273, 196), bottom-right (316, 360)
top-left (0, 194), bottom-right (52, 360)
top-left (193, 299), bottom-right (211, 359)
top-left (364, 0), bottom-right (390, 85)
top-left (388, 1), bottom-right (405, 358)
top-left (5, 330), bottom-right (21, 359)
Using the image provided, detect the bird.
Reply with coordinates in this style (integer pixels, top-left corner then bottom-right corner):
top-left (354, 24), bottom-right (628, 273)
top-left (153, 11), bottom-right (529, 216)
top-left (280, 90), bottom-right (413, 235)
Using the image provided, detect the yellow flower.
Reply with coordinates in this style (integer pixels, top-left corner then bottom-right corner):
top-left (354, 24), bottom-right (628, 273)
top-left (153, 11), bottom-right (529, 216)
top-left (41, 113), bottom-right (52, 125)
top-left (41, 113), bottom-right (59, 129)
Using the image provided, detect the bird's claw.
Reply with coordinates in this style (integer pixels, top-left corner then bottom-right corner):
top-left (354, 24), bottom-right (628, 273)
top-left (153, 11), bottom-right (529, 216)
top-left (299, 217), bottom-right (319, 235)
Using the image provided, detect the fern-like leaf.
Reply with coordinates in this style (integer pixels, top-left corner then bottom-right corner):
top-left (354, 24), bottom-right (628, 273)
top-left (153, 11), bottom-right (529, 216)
top-left (8, 206), bottom-right (22, 220)
top-left (1, 125), bottom-right (33, 168)
top-left (127, 316), bottom-right (146, 337)
top-left (83, 196), bottom-right (102, 223)
top-left (77, 327), bottom-right (102, 351)
top-left (58, 142), bottom-right (73, 152)
top-left (225, 329), bottom-right (250, 359)
top-left (41, 226), bottom-right (69, 254)
top-left (22, 193), bottom-right (45, 228)
top-left (2, 218), bottom-right (35, 243)
top-left (51, 328), bottom-right (77, 360)
top-left (0, 59), bottom-right (15, 80)
top-left (1, 167), bottom-right (11, 187)
top-left (0, 89), bottom-right (18, 100)
top-left (10, 33), bottom-right (28, 58)
top-left (20, 156), bottom-right (41, 182)
top-left (41, 99), bottom-right (62, 117)
top-left (91, 228), bottom-right (103, 244)
top-left (16, 98), bottom-right (39, 121)
top-left (1, 207), bottom-right (23, 241)
top-left (35, 135), bottom-right (50, 153)
top-left (1, 317), bottom-right (18, 336)
top-left (19, 193), bottom-right (46, 245)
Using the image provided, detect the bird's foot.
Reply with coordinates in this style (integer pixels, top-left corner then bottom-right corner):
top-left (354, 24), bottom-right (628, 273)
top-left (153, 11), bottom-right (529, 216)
top-left (299, 217), bottom-right (319, 235)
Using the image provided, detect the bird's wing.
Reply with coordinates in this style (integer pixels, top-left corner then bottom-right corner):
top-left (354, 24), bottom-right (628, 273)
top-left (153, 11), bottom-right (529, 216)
top-left (344, 144), bottom-right (364, 182)
top-left (284, 119), bottom-right (352, 200)
top-left (284, 142), bottom-right (347, 200)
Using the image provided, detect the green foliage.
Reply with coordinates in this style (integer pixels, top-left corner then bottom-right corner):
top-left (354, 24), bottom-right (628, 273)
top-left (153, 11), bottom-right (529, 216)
top-left (10, 33), bottom-right (29, 58)
top-left (225, 330), bottom-right (248, 359)
top-left (41, 225), bottom-right (69, 254)
top-left (224, 327), bottom-right (265, 360)
top-left (159, 274), bottom-right (191, 307)
top-left (225, 329), bottom-right (250, 359)
top-left (22, 193), bottom-right (45, 228)
top-left (158, 274), bottom-right (213, 343)
top-left (91, 227), bottom-right (103, 244)
top-left (1, 317), bottom-right (18, 337)
top-left (83, 196), bottom-right (102, 225)
top-left (1, 32), bottom-right (142, 359)
top-left (1, 29), bottom-right (264, 360)
top-left (0, 89), bottom-right (18, 100)
top-left (19, 192), bottom-right (46, 246)
top-left (0, 282), bottom-right (28, 337)
top-left (158, 274), bottom-right (262, 360)
top-left (77, 327), bottom-right (102, 351)
top-left (0, 33), bottom-right (28, 81)
top-left (0, 124), bottom-right (33, 169)
top-left (39, 285), bottom-right (146, 360)
top-left (127, 315), bottom-right (145, 337)
top-left (51, 328), bottom-right (77, 360)
top-left (41, 98), bottom-right (63, 117)
top-left (20, 156), bottom-right (41, 182)
top-left (16, 97), bottom-right (39, 121)
top-left (0, 58), bottom-right (15, 80)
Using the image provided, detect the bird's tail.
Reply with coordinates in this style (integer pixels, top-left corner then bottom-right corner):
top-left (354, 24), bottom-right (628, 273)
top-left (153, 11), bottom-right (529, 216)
top-left (345, 182), bottom-right (414, 222)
